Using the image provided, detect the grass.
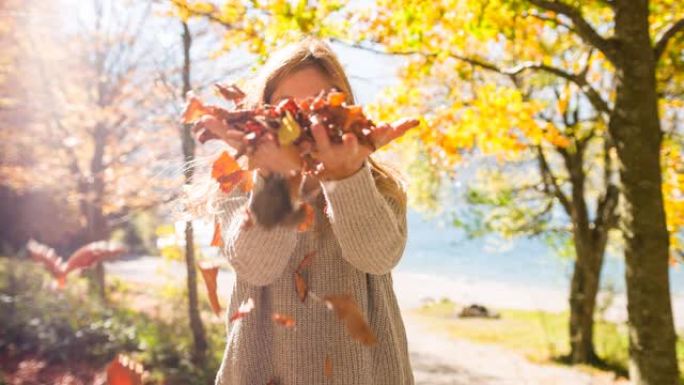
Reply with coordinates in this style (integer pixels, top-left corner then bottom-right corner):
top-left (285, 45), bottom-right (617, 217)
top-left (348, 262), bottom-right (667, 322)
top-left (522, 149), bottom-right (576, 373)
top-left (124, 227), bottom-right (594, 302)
top-left (413, 298), bottom-right (684, 380)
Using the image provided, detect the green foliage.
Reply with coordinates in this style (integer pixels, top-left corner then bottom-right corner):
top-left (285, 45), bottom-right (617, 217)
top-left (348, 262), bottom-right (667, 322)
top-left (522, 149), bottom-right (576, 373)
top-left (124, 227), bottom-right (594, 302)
top-left (0, 258), bottom-right (225, 384)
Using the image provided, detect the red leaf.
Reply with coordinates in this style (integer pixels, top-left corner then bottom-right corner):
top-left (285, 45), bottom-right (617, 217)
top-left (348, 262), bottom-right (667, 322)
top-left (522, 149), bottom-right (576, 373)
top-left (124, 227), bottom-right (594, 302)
top-left (181, 94), bottom-right (210, 124)
top-left (64, 241), bottom-right (126, 275)
top-left (214, 83), bottom-right (246, 102)
top-left (26, 239), bottom-right (66, 287)
top-left (296, 203), bottom-right (314, 232)
top-left (197, 260), bottom-right (222, 315)
top-left (324, 294), bottom-right (377, 346)
top-left (324, 355), bottom-right (333, 378)
top-left (211, 218), bottom-right (223, 247)
top-left (212, 151), bottom-right (249, 194)
top-left (296, 251), bottom-right (316, 272)
top-left (106, 354), bottom-right (145, 385)
top-left (272, 313), bottom-right (296, 328)
top-left (294, 271), bottom-right (308, 303)
top-left (229, 297), bottom-right (255, 322)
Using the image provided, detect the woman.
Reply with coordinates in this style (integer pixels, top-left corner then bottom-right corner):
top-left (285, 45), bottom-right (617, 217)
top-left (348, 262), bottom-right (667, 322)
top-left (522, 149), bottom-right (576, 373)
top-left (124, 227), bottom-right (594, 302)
top-left (198, 37), bottom-right (417, 385)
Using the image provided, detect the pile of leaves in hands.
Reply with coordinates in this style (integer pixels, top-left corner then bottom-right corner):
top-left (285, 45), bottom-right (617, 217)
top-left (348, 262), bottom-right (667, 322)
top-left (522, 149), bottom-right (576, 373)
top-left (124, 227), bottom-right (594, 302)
top-left (0, 258), bottom-right (223, 385)
top-left (182, 84), bottom-right (379, 229)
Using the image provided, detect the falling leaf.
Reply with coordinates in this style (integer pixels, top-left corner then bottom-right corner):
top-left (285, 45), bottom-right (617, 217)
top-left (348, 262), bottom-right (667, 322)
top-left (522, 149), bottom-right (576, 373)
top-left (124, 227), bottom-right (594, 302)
top-left (296, 251), bottom-right (316, 272)
top-left (212, 151), bottom-right (248, 194)
top-left (272, 313), bottom-right (296, 328)
top-left (214, 83), bottom-right (246, 102)
top-left (106, 354), bottom-right (146, 385)
top-left (198, 259), bottom-right (222, 315)
top-left (181, 94), bottom-right (210, 124)
top-left (26, 239), bottom-right (66, 287)
top-left (64, 241), bottom-right (126, 275)
top-left (297, 203), bottom-right (315, 232)
top-left (324, 355), bottom-right (333, 378)
top-left (211, 218), bottom-right (223, 247)
top-left (324, 294), bottom-right (377, 346)
top-left (229, 297), bottom-right (255, 322)
top-left (294, 271), bottom-right (308, 303)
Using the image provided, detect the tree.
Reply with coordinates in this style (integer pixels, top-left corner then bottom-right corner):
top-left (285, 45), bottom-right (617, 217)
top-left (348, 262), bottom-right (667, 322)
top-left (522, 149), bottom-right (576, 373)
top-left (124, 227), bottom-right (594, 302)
top-left (1, 0), bottom-right (180, 301)
top-left (345, 1), bottom-right (683, 383)
top-left (161, 0), bottom-right (684, 382)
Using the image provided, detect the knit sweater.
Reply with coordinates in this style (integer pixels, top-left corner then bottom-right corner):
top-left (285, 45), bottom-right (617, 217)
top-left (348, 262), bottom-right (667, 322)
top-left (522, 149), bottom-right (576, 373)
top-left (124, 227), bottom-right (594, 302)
top-left (213, 159), bottom-right (414, 385)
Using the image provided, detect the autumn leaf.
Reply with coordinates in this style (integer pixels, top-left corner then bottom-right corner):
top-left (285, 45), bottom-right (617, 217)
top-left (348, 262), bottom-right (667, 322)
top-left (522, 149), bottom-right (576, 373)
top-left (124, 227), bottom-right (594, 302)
top-left (214, 83), bottom-right (245, 103)
top-left (297, 203), bottom-right (315, 232)
top-left (294, 271), bottom-right (308, 303)
top-left (272, 312), bottom-right (296, 328)
top-left (324, 294), bottom-right (377, 346)
top-left (324, 355), bottom-right (333, 379)
top-left (211, 217), bottom-right (223, 247)
top-left (278, 111), bottom-right (302, 145)
top-left (212, 151), bottom-right (248, 194)
top-left (26, 239), bottom-right (66, 287)
top-left (229, 297), bottom-right (255, 322)
top-left (296, 251), bottom-right (316, 272)
top-left (181, 94), bottom-right (210, 124)
top-left (197, 259), bottom-right (222, 315)
top-left (63, 241), bottom-right (126, 275)
top-left (106, 354), bottom-right (146, 385)
top-left (26, 239), bottom-right (126, 288)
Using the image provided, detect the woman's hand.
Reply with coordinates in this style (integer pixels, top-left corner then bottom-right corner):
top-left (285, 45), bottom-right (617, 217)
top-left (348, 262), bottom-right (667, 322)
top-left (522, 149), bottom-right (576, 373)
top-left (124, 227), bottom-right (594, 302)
top-left (311, 117), bottom-right (420, 181)
top-left (192, 115), bottom-right (301, 177)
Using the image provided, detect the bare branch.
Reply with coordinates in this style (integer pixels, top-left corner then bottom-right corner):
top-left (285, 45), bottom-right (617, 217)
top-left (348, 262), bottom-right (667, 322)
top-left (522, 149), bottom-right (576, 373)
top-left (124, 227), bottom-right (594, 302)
top-left (654, 18), bottom-right (684, 61)
top-left (525, 0), bottom-right (619, 64)
top-left (536, 145), bottom-right (572, 215)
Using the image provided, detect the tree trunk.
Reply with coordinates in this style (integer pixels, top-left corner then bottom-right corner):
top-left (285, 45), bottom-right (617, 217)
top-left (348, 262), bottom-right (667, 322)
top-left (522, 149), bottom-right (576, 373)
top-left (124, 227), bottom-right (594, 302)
top-left (181, 20), bottom-right (208, 365)
top-left (568, 245), bottom-right (603, 364)
top-left (610, 1), bottom-right (679, 384)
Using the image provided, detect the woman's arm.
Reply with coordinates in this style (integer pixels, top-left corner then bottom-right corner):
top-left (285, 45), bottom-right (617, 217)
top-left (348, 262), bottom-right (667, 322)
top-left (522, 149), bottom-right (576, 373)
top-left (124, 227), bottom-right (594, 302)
top-left (217, 171), bottom-right (298, 286)
top-left (319, 160), bottom-right (408, 275)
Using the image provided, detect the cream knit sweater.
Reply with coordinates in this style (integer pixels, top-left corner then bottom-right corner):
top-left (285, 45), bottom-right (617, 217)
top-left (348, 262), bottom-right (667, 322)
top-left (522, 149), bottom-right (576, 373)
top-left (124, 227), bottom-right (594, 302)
top-left (214, 160), bottom-right (414, 385)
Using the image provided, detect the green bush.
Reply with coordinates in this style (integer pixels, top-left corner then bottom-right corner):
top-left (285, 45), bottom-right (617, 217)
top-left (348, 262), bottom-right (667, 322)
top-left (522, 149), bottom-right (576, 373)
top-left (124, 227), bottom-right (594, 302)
top-left (0, 258), bottom-right (224, 384)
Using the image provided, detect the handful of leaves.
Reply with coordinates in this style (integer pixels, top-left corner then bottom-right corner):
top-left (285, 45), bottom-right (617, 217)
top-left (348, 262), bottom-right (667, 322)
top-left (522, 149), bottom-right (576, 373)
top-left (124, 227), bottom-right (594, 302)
top-left (181, 84), bottom-right (383, 229)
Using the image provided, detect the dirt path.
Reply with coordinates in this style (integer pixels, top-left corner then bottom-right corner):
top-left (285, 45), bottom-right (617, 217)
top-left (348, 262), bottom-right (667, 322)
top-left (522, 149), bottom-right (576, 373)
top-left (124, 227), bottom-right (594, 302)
top-left (108, 257), bottom-right (627, 385)
top-left (404, 313), bottom-right (626, 385)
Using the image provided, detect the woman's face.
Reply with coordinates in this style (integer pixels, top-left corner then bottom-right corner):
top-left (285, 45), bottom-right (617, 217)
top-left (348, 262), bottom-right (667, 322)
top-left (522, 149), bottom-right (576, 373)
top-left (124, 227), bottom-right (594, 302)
top-left (269, 66), bottom-right (335, 104)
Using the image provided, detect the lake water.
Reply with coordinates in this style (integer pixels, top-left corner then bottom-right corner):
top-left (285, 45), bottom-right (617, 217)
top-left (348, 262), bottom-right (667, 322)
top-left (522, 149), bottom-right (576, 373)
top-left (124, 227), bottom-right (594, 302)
top-left (193, 209), bottom-right (684, 296)
top-left (398, 210), bottom-right (684, 296)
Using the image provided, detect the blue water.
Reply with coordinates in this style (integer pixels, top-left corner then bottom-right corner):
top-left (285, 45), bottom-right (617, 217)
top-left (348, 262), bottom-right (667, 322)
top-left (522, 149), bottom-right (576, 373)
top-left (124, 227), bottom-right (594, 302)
top-left (397, 210), bottom-right (684, 295)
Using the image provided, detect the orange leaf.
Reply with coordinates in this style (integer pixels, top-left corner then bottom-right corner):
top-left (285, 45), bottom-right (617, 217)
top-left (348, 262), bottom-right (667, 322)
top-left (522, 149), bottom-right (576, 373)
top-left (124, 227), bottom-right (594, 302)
top-left (241, 171), bottom-right (255, 192)
top-left (324, 294), bottom-right (377, 346)
top-left (297, 203), bottom-right (315, 232)
top-left (211, 218), bottom-right (223, 247)
top-left (327, 91), bottom-right (346, 107)
top-left (106, 354), bottom-right (145, 385)
top-left (181, 95), bottom-right (210, 124)
top-left (294, 271), bottom-right (308, 303)
top-left (64, 240), bottom-right (126, 275)
top-left (272, 312), bottom-right (296, 328)
top-left (296, 251), bottom-right (316, 272)
top-left (198, 260), bottom-right (222, 315)
top-left (212, 151), bottom-right (247, 194)
top-left (214, 83), bottom-right (246, 102)
top-left (26, 239), bottom-right (66, 286)
top-left (324, 355), bottom-right (333, 379)
top-left (229, 297), bottom-right (255, 322)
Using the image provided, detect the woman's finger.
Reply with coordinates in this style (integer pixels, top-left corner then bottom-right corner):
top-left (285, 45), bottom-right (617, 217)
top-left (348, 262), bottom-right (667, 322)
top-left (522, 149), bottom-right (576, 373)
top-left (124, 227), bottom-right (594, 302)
top-left (311, 122), bottom-right (332, 155)
top-left (342, 132), bottom-right (359, 157)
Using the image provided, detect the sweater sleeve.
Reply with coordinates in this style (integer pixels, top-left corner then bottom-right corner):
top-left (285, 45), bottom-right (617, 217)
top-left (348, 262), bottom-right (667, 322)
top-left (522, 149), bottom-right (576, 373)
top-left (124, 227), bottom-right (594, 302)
top-left (319, 160), bottom-right (408, 275)
top-left (217, 171), bottom-right (298, 286)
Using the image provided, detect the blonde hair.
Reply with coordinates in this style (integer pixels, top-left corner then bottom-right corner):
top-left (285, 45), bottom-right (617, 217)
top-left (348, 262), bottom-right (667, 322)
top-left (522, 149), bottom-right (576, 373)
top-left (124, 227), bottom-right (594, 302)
top-left (177, 37), bottom-right (407, 223)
